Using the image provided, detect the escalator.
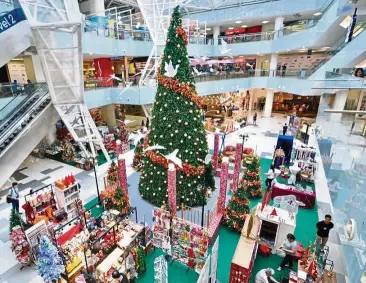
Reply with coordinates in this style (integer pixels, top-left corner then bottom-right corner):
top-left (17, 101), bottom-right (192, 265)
top-left (0, 83), bottom-right (59, 190)
top-left (309, 22), bottom-right (366, 80)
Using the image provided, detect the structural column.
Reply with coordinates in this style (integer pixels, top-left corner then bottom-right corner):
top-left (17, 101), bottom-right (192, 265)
top-left (118, 154), bottom-right (129, 196)
top-left (269, 53), bottom-right (278, 77)
top-left (231, 143), bottom-right (242, 193)
top-left (213, 25), bottom-right (220, 45)
top-left (213, 134), bottom-right (220, 174)
top-left (101, 104), bottom-right (117, 128)
top-left (274, 16), bottom-right (284, 39)
top-left (217, 157), bottom-right (229, 215)
top-left (264, 89), bottom-right (274, 118)
top-left (331, 90), bottom-right (349, 121)
top-left (89, 0), bottom-right (105, 15)
top-left (168, 163), bottom-right (177, 216)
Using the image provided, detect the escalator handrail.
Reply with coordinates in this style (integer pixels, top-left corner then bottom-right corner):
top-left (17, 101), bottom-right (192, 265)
top-left (0, 92), bottom-right (51, 150)
top-left (0, 83), bottom-right (46, 113)
top-left (0, 84), bottom-right (48, 129)
top-left (310, 21), bottom-right (366, 75)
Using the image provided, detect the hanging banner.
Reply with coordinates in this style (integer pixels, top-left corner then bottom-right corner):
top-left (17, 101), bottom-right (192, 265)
top-left (345, 8), bottom-right (357, 43)
top-left (172, 217), bottom-right (209, 273)
top-left (197, 255), bottom-right (211, 283)
top-left (152, 207), bottom-right (171, 255)
top-left (210, 236), bottom-right (219, 283)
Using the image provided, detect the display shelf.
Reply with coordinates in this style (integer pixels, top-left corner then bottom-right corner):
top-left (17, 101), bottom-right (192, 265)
top-left (256, 204), bottom-right (296, 250)
top-left (54, 183), bottom-right (80, 218)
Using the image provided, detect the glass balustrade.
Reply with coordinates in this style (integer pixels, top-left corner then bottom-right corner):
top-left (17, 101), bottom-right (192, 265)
top-left (0, 83), bottom-right (48, 124)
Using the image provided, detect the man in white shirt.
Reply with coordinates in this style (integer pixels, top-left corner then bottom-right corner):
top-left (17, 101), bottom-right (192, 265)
top-left (265, 165), bottom-right (275, 187)
top-left (255, 268), bottom-right (279, 283)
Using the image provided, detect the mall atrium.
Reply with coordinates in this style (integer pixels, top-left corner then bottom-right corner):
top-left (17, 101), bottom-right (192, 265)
top-left (0, 0), bottom-right (365, 282)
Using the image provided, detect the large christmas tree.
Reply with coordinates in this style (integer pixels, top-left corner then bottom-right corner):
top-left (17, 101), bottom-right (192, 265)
top-left (139, 6), bottom-right (213, 207)
top-left (223, 187), bottom-right (250, 232)
top-left (241, 155), bottom-right (263, 199)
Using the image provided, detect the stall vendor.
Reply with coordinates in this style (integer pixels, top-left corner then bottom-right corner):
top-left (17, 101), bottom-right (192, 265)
top-left (255, 268), bottom-right (279, 283)
top-left (278, 233), bottom-right (297, 271)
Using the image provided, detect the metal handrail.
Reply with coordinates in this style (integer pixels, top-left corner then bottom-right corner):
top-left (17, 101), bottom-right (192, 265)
top-left (0, 91), bottom-right (51, 148)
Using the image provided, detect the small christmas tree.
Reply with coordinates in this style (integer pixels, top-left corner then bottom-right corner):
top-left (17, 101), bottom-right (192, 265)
top-left (115, 121), bottom-right (128, 142)
top-left (241, 154), bottom-right (263, 199)
top-left (9, 208), bottom-right (25, 232)
top-left (37, 235), bottom-right (65, 282)
top-left (10, 226), bottom-right (31, 266)
top-left (224, 186), bottom-right (250, 232)
top-left (61, 139), bottom-right (75, 163)
top-left (113, 186), bottom-right (130, 215)
top-left (204, 162), bottom-right (215, 191)
top-left (132, 137), bottom-right (145, 170)
top-left (107, 161), bottom-right (119, 185)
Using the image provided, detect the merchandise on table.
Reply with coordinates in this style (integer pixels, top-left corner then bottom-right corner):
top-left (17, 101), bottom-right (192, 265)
top-left (10, 226), bottom-right (32, 266)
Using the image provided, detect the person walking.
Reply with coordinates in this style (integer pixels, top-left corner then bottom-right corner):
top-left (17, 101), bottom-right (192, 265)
top-left (283, 123), bottom-right (288, 135)
top-left (281, 63), bottom-right (287, 77)
top-left (253, 112), bottom-right (258, 126)
top-left (278, 234), bottom-right (297, 271)
top-left (315, 215), bottom-right (334, 252)
top-left (265, 165), bottom-right (275, 187)
top-left (255, 268), bottom-right (279, 283)
top-left (8, 182), bottom-right (20, 213)
top-left (350, 117), bottom-right (356, 134)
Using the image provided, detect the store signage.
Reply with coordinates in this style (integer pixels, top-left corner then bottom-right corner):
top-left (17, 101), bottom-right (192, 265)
top-left (0, 8), bottom-right (26, 34)
top-left (111, 56), bottom-right (124, 61)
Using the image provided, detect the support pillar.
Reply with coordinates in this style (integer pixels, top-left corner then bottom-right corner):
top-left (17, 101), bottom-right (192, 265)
top-left (116, 140), bottom-right (122, 155)
top-left (124, 56), bottom-right (129, 81)
top-left (101, 104), bottom-right (116, 128)
top-left (274, 16), bottom-right (284, 39)
top-left (231, 143), bottom-right (242, 193)
top-left (90, 0), bottom-right (105, 15)
top-left (331, 90), bottom-right (349, 121)
top-left (213, 25), bottom-right (220, 45)
top-left (217, 157), bottom-right (229, 215)
top-left (264, 89), bottom-right (274, 117)
top-left (168, 163), bottom-right (177, 216)
top-left (213, 134), bottom-right (220, 174)
top-left (118, 154), bottom-right (128, 197)
top-left (248, 90), bottom-right (254, 111)
top-left (44, 127), bottom-right (57, 145)
top-left (270, 53), bottom-right (278, 77)
top-left (94, 58), bottom-right (113, 86)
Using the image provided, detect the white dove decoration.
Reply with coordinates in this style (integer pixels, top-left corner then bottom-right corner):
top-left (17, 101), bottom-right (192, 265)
top-left (163, 149), bottom-right (183, 168)
top-left (144, 144), bottom-right (166, 152)
top-left (164, 60), bottom-right (179, 78)
top-left (220, 39), bottom-right (232, 55)
top-left (193, 67), bottom-right (203, 76)
top-left (234, 120), bottom-right (245, 130)
top-left (128, 130), bottom-right (146, 146)
top-left (192, 55), bottom-right (209, 65)
top-left (107, 74), bottom-right (123, 82)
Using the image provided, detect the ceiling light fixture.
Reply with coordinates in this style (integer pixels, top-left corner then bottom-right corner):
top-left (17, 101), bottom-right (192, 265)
top-left (228, 27), bottom-right (234, 30)
top-left (262, 20), bottom-right (269, 24)
top-left (241, 25), bottom-right (247, 28)
top-left (235, 21), bottom-right (242, 24)
top-left (206, 27), bottom-right (211, 31)
top-left (313, 12), bottom-right (322, 16)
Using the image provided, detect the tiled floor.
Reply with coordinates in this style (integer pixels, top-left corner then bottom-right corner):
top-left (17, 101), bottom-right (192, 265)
top-left (0, 113), bottom-right (347, 282)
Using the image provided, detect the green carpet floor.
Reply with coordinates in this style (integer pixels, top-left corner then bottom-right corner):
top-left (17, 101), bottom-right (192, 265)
top-left (84, 197), bottom-right (104, 218)
top-left (83, 158), bottom-right (318, 283)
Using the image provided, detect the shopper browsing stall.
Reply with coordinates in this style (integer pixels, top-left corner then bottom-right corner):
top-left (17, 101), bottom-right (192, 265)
top-left (278, 233), bottom-right (297, 271)
top-left (255, 268), bottom-right (279, 283)
top-left (315, 214), bottom-right (334, 251)
top-left (265, 165), bottom-right (275, 188)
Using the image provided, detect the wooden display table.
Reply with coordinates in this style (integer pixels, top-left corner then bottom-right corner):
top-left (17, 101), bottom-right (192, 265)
top-left (229, 216), bottom-right (260, 283)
